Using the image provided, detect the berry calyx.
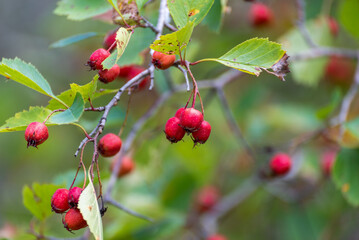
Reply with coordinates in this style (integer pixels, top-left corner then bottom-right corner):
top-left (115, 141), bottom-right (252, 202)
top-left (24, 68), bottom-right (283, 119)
top-left (152, 51), bottom-right (176, 70)
top-left (63, 208), bottom-right (87, 231)
top-left (98, 64), bottom-right (120, 83)
top-left (192, 121), bottom-right (211, 144)
top-left (51, 188), bottom-right (70, 213)
top-left (110, 155), bottom-right (135, 177)
top-left (98, 133), bottom-right (122, 157)
top-left (25, 122), bottom-right (49, 148)
top-left (321, 150), bottom-right (336, 176)
top-left (270, 153), bottom-right (291, 176)
top-left (103, 30), bottom-right (117, 50)
top-left (328, 17), bottom-right (339, 37)
top-left (87, 48), bottom-right (110, 70)
top-left (179, 108), bottom-right (204, 132)
top-left (196, 186), bottom-right (220, 213)
top-left (68, 187), bottom-right (83, 208)
top-left (164, 117), bottom-right (186, 143)
top-left (174, 107), bottom-right (185, 119)
top-left (207, 234), bottom-right (227, 240)
top-left (250, 3), bottom-right (273, 27)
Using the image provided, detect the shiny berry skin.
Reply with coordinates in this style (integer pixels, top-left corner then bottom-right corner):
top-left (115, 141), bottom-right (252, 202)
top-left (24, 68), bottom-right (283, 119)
top-left (250, 3), bottom-right (273, 27)
top-left (98, 64), bottom-right (120, 83)
top-left (87, 48), bottom-right (110, 70)
top-left (164, 117), bottom-right (186, 143)
top-left (270, 153), bottom-right (292, 176)
top-left (68, 187), bottom-right (83, 208)
top-left (207, 234), bottom-right (227, 240)
top-left (328, 17), bottom-right (339, 37)
top-left (98, 133), bottom-right (122, 157)
top-left (321, 150), bottom-right (336, 176)
top-left (103, 29), bottom-right (117, 50)
top-left (111, 156), bottom-right (135, 177)
top-left (51, 188), bottom-right (70, 213)
top-left (180, 108), bottom-right (203, 132)
top-left (152, 51), bottom-right (176, 70)
top-left (192, 121), bottom-right (211, 144)
top-left (63, 208), bottom-right (87, 231)
top-left (25, 122), bottom-right (49, 148)
top-left (196, 186), bottom-right (220, 213)
top-left (174, 107), bottom-right (185, 119)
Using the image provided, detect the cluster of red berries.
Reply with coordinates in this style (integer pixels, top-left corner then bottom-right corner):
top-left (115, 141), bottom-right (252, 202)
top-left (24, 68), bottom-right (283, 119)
top-left (51, 187), bottom-right (87, 232)
top-left (24, 122), bottom-right (49, 148)
top-left (164, 107), bottom-right (211, 145)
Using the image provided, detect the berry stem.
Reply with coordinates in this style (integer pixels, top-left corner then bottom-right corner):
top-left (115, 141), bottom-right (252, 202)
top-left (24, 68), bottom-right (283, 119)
top-left (43, 109), bottom-right (65, 123)
top-left (71, 123), bottom-right (93, 140)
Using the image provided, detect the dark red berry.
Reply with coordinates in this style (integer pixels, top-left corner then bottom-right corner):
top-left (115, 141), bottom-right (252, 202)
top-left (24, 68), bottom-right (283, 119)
top-left (98, 133), bottom-right (122, 157)
top-left (103, 29), bottom-right (117, 50)
top-left (270, 153), bottom-right (291, 176)
top-left (164, 117), bottom-right (186, 143)
top-left (174, 107), bottom-right (185, 119)
top-left (328, 17), bottom-right (339, 37)
top-left (325, 56), bottom-right (354, 86)
top-left (98, 64), bottom-right (120, 83)
top-left (25, 122), bottom-right (49, 148)
top-left (118, 65), bottom-right (134, 78)
top-left (321, 150), bottom-right (336, 176)
top-left (51, 188), bottom-right (70, 213)
top-left (207, 234), bottom-right (227, 240)
top-left (152, 51), bottom-right (176, 70)
top-left (68, 187), bottom-right (83, 208)
top-left (110, 155), bottom-right (135, 177)
top-left (63, 208), bottom-right (87, 231)
top-left (180, 108), bottom-right (203, 132)
top-left (126, 66), bottom-right (150, 90)
top-left (250, 3), bottom-right (273, 27)
top-left (192, 121), bottom-right (211, 144)
top-left (87, 48), bottom-right (110, 70)
top-left (196, 186), bottom-right (220, 213)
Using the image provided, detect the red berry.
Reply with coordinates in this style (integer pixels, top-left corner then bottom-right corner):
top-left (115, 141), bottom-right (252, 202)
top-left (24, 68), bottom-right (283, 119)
top-left (174, 107), bottom-right (185, 119)
top-left (98, 133), bottom-right (122, 157)
top-left (118, 65), bottom-right (134, 78)
top-left (164, 117), bottom-right (186, 143)
top-left (126, 66), bottom-right (150, 90)
top-left (250, 3), bottom-right (273, 27)
top-left (25, 122), bottom-right (49, 148)
top-left (180, 108), bottom-right (203, 132)
top-left (192, 121), bottom-right (211, 144)
top-left (103, 29), bottom-right (117, 50)
top-left (325, 56), bottom-right (354, 85)
top-left (152, 51), bottom-right (176, 70)
top-left (87, 48), bottom-right (110, 70)
top-left (110, 155), bottom-right (135, 177)
top-left (207, 234), bottom-right (227, 240)
top-left (270, 153), bottom-right (291, 176)
top-left (196, 186), bottom-right (220, 213)
top-left (68, 187), bottom-right (83, 208)
top-left (321, 150), bottom-right (336, 176)
top-left (328, 17), bottom-right (339, 37)
top-left (51, 188), bottom-right (70, 213)
top-left (98, 64), bottom-right (120, 83)
top-left (63, 208), bottom-right (87, 231)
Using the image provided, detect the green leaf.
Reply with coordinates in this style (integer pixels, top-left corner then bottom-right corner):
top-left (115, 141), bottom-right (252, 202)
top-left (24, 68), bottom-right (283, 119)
top-left (135, 0), bottom-right (147, 10)
top-left (78, 169), bottom-right (103, 240)
top-left (333, 148), bottom-right (359, 206)
top-left (339, 0), bottom-right (359, 40)
top-left (200, 38), bottom-right (286, 75)
top-left (316, 89), bottom-right (341, 120)
top-left (0, 107), bottom-right (52, 133)
top-left (150, 21), bottom-right (194, 55)
top-left (50, 32), bottom-right (99, 48)
top-left (54, 0), bottom-right (112, 21)
top-left (202, 0), bottom-right (227, 33)
top-left (23, 183), bottom-right (62, 220)
top-left (49, 92), bottom-right (85, 124)
top-left (167, 0), bottom-right (214, 28)
top-left (102, 28), bottom-right (132, 70)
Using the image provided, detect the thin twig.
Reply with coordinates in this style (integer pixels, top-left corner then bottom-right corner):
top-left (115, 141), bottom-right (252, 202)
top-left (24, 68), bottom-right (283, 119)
top-left (291, 47), bottom-right (359, 61)
top-left (106, 197), bottom-right (153, 222)
top-left (295, 0), bottom-right (317, 48)
top-left (176, 65), bottom-right (190, 91)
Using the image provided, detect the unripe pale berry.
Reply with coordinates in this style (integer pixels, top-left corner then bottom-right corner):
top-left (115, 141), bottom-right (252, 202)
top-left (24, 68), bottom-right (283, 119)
top-left (192, 121), bottom-right (211, 144)
top-left (180, 108), bottom-right (203, 132)
top-left (25, 122), bottom-right (49, 148)
top-left (68, 187), bottom-right (83, 208)
top-left (152, 51), bottom-right (176, 70)
top-left (328, 17), bottom-right (339, 37)
top-left (270, 153), bottom-right (291, 176)
top-left (174, 107), bottom-right (185, 119)
top-left (98, 133), bottom-right (122, 157)
top-left (103, 30), bottom-right (117, 50)
top-left (207, 234), bottom-right (227, 240)
top-left (196, 186), bottom-right (220, 213)
top-left (164, 117), bottom-right (186, 143)
top-left (98, 64), bottom-right (120, 83)
top-left (87, 48), bottom-right (110, 70)
top-left (63, 208), bottom-right (87, 231)
top-left (51, 188), bottom-right (70, 213)
top-left (250, 3), bottom-right (273, 27)
top-left (110, 156), bottom-right (135, 177)
top-left (321, 150), bottom-right (336, 176)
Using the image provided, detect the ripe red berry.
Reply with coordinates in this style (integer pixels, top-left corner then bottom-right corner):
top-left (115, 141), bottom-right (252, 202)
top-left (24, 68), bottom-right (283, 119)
top-left (87, 48), bottom-right (110, 70)
top-left (51, 188), bottom-right (70, 213)
top-left (328, 17), bottom-right (339, 37)
top-left (98, 133), bottom-right (122, 157)
top-left (103, 29), bottom-right (117, 50)
top-left (164, 117), bottom-right (186, 143)
top-left (152, 51), bottom-right (176, 70)
top-left (174, 107), bottom-right (185, 119)
top-left (25, 122), bottom-right (49, 148)
top-left (196, 186), bottom-right (220, 213)
top-left (126, 66), bottom-right (150, 90)
top-left (207, 234), bottom-right (227, 240)
top-left (110, 155), bottom-right (135, 177)
top-left (270, 153), bottom-right (291, 176)
top-left (118, 65), bottom-right (133, 78)
top-left (250, 3), bottom-right (273, 27)
top-left (321, 150), bottom-right (336, 176)
top-left (68, 187), bottom-right (83, 208)
top-left (192, 121), bottom-right (211, 144)
top-left (98, 64), bottom-right (120, 83)
top-left (180, 108), bottom-right (203, 132)
top-left (325, 56), bottom-right (354, 85)
top-left (63, 208), bottom-right (87, 231)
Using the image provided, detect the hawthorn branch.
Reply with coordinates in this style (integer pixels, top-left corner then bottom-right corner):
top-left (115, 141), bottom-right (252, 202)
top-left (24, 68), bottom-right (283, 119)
top-left (106, 197), bottom-right (153, 222)
top-left (295, 0), bottom-right (317, 48)
top-left (291, 47), bottom-right (359, 61)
